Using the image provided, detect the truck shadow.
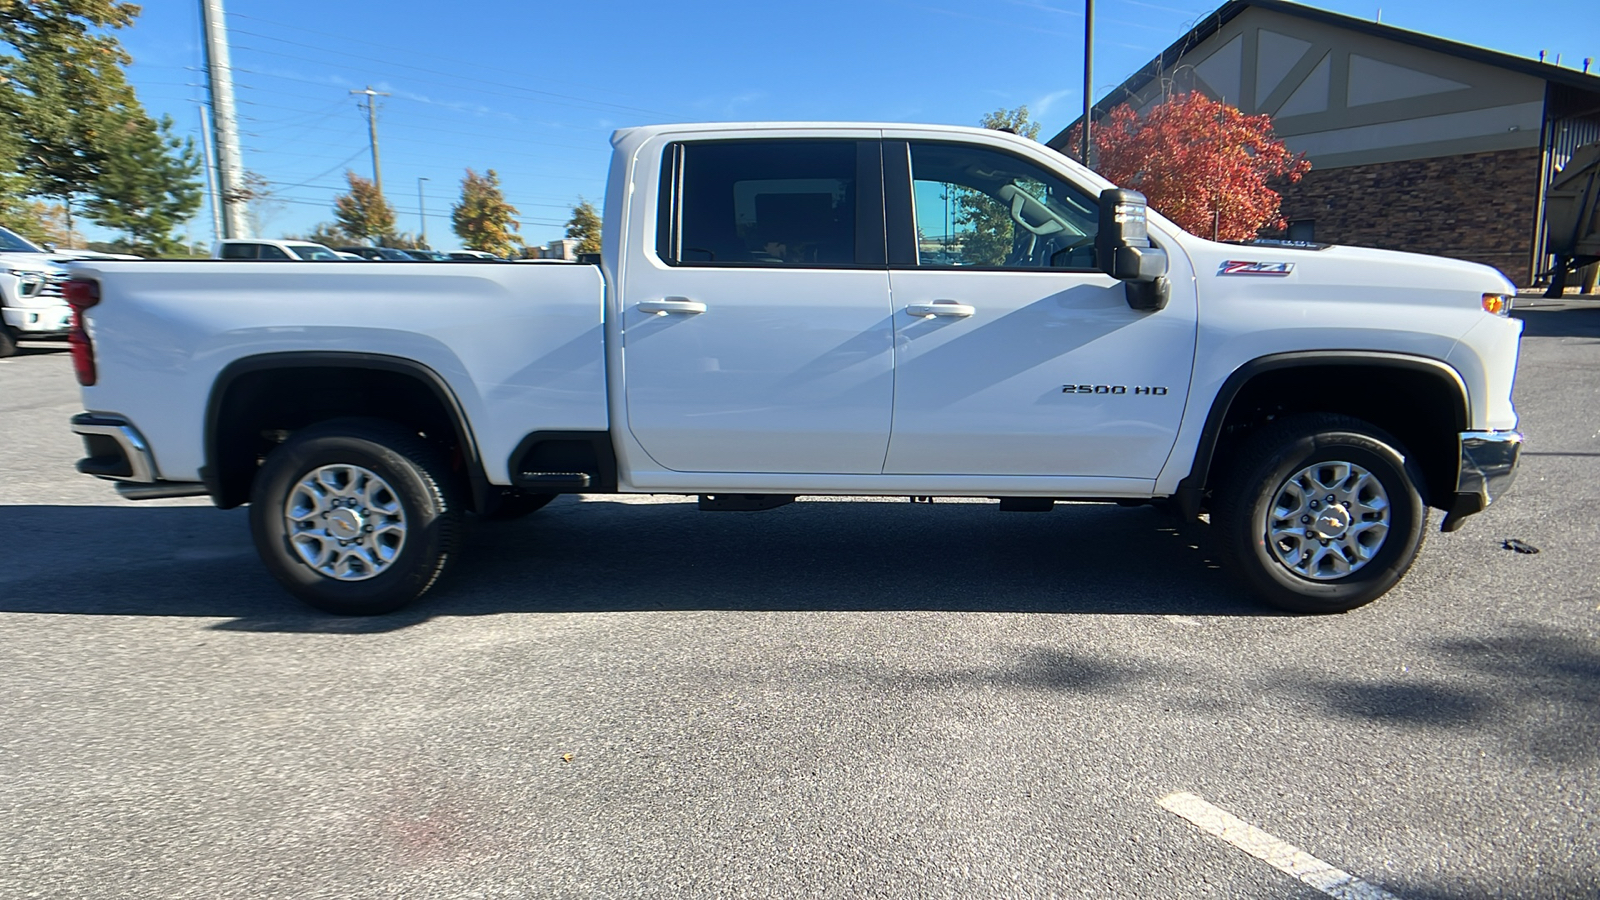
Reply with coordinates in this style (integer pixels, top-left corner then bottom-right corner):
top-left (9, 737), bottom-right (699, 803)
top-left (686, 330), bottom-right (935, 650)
top-left (0, 497), bottom-right (1269, 631)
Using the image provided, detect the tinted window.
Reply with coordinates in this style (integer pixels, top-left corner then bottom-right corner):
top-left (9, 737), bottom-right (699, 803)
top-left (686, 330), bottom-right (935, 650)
top-left (909, 142), bottom-right (1098, 270)
top-left (258, 245), bottom-right (291, 260)
top-left (674, 140), bottom-right (858, 267)
top-left (286, 244), bottom-right (339, 260)
top-left (221, 243), bottom-right (258, 260)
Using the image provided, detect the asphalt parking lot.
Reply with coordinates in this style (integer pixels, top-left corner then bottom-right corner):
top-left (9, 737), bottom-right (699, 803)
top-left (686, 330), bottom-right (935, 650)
top-left (1, 303), bottom-right (1596, 899)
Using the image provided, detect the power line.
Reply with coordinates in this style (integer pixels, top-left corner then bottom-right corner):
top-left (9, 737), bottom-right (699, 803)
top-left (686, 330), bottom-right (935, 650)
top-left (222, 37), bottom-right (676, 122)
top-left (223, 17), bottom-right (681, 118)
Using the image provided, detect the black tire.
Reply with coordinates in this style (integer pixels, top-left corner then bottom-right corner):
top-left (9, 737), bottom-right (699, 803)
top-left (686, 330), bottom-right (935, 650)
top-left (0, 324), bottom-right (18, 358)
top-left (1212, 413), bottom-right (1427, 614)
top-left (249, 418), bottom-right (462, 615)
top-left (479, 490), bottom-right (557, 521)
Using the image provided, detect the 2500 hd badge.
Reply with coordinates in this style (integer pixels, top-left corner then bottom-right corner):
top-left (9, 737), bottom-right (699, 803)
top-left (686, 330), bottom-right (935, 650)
top-left (1061, 384), bottom-right (1170, 395)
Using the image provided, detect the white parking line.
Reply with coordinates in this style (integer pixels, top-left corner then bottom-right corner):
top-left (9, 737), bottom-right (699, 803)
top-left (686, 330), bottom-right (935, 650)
top-left (1158, 792), bottom-right (1403, 900)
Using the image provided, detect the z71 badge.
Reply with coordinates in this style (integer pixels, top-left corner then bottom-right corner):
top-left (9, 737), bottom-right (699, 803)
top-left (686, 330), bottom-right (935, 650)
top-left (1218, 260), bottom-right (1294, 276)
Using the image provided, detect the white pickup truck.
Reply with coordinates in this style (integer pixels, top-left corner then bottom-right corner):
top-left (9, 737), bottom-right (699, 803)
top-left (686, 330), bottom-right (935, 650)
top-left (65, 122), bottom-right (1523, 615)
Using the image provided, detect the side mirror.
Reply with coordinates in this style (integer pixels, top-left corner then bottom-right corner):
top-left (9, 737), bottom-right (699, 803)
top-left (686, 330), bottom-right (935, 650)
top-left (1095, 189), bottom-right (1170, 311)
top-left (42, 242), bottom-right (56, 252)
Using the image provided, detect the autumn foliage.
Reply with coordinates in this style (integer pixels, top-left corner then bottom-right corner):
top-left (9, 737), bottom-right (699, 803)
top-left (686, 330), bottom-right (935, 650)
top-left (1066, 92), bottom-right (1310, 241)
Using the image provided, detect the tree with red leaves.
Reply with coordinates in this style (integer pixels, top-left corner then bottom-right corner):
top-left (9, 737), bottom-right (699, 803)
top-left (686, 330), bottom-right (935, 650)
top-left (1065, 92), bottom-right (1310, 241)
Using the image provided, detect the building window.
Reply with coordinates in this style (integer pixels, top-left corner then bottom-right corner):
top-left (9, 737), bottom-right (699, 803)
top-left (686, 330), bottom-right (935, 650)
top-left (1287, 219), bottom-right (1316, 242)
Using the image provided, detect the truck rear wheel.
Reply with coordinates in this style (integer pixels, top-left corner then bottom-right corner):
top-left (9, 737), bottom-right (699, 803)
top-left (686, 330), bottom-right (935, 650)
top-left (1213, 414), bottom-right (1426, 613)
top-left (249, 418), bottom-right (462, 615)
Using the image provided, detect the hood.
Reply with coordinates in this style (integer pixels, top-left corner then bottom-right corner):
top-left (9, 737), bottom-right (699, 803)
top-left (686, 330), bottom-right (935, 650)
top-left (1175, 236), bottom-right (1517, 297)
top-left (46, 249), bottom-right (142, 262)
top-left (0, 253), bottom-right (70, 276)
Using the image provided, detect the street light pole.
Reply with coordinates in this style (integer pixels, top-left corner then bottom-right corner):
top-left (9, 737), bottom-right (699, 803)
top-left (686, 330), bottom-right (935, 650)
top-left (417, 177), bottom-right (429, 247)
top-left (1082, 0), bottom-right (1095, 168)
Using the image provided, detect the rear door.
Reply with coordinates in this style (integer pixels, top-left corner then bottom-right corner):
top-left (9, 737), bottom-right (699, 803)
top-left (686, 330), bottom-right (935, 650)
top-left (881, 137), bottom-right (1197, 479)
top-left (620, 136), bottom-right (894, 474)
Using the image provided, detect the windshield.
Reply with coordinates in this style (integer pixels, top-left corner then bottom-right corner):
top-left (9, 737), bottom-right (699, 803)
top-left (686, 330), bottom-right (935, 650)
top-left (0, 226), bottom-right (45, 253)
top-left (286, 244), bottom-right (341, 260)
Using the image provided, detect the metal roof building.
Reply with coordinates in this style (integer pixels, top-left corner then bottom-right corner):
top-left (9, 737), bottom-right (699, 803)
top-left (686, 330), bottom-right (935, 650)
top-left (1046, 0), bottom-right (1600, 285)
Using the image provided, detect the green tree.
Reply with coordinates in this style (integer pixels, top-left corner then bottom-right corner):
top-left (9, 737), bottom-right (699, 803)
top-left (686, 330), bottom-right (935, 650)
top-left (81, 112), bottom-right (202, 256)
top-left (333, 171), bottom-right (396, 244)
top-left (0, 1), bottom-right (141, 205)
top-left (1, 1), bottom-right (202, 253)
top-left (565, 197), bottom-right (602, 255)
top-left (981, 105), bottom-right (1041, 140)
top-left (452, 168), bottom-right (520, 257)
top-left (294, 222), bottom-right (354, 247)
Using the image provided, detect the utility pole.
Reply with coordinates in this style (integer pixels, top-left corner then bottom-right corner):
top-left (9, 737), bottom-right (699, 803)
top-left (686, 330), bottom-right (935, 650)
top-left (1081, 0), bottom-right (1095, 168)
top-left (417, 176), bottom-right (429, 246)
top-left (351, 86), bottom-right (391, 196)
top-left (200, 0), bottom-right (248, 237)
top-left (196, 104), bottom-right (223, 243)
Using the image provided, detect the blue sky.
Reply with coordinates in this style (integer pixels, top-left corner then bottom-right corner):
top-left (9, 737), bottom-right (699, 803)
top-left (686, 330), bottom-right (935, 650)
top-left (112, 0), bottom-right (1598, 249)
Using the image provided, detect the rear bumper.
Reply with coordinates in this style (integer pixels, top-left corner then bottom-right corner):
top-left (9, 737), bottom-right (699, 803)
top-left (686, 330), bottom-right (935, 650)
top-left (1439, 430), bottom-right (1523, 532)
top-left (70, 413), bottom-right (208, 500)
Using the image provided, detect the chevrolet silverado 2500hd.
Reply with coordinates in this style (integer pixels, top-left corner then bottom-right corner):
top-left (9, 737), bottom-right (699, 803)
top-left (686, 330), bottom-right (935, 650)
top-left (65, 122), bottom-right (1523, 615)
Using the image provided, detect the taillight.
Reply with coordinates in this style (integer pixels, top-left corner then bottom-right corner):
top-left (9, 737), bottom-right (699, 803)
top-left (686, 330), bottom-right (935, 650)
top-left (64, 278), bottom-right (100, 386)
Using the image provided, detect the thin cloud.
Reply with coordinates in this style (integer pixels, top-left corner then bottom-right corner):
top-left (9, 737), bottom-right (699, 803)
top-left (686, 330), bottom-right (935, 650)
top-left (1030, 87), bottom-right (1078, 117)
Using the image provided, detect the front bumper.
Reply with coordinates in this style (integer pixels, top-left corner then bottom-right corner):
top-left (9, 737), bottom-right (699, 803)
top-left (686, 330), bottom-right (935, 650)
top-left (70, 413), bottom-right (208, 500)
top-left (1439, 430), bottom-right (1523, 532)
top-left (2, 303), bottom-right (72, 335)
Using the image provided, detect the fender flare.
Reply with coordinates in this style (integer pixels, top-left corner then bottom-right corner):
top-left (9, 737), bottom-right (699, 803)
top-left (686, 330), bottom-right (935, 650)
top-left (202, 351), bottom-right (488, 510)
top-left (1172, 350), bottom-right (1469, 519)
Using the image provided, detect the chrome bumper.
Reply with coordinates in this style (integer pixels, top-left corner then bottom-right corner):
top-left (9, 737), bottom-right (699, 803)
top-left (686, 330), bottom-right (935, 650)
top-left (71, 413), bottom-right (158, 482)
top-left (1440, 430), bottom-right (1523, 532)
top-left (70, 413), bottom-right (208, 500)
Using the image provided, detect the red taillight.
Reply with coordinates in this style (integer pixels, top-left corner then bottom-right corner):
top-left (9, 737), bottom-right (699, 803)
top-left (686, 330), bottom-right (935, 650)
top-left (64, 279), bottom-right (100, 386)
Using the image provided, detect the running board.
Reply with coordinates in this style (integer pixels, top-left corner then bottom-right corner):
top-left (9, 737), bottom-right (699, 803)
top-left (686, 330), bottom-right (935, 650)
top-left (698, 494), bottom-right (795, 512)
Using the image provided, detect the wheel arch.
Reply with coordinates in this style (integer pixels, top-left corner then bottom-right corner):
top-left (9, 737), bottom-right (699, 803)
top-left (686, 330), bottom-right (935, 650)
top-left (203, 351), bottom-right (488, 511)
top-left (1175, 351), bottom-right (1469, 518)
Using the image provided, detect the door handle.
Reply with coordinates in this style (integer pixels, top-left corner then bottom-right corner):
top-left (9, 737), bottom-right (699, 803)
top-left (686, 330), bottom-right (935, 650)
top-left (905, 301), bottom-right (975, 318)
top-left (638, 297), bottom-right (707, 315)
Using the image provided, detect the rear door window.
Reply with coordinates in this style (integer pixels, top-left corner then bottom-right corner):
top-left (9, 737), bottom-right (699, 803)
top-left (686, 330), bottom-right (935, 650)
top-left (220, 243), bottom-right (258, 260)
top-left (661, 139), bottom-right (883, 268)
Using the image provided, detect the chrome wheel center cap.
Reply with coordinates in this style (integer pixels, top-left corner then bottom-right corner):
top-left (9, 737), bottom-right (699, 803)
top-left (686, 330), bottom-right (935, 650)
top-left (1312, 506), bottom-right (1351, 540)
top-left (327, 508), bottom-right (364, 540)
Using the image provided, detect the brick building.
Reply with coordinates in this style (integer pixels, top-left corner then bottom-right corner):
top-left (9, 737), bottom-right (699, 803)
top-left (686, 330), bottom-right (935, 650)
top-left (1045, 0), bottom-right (1600, 286)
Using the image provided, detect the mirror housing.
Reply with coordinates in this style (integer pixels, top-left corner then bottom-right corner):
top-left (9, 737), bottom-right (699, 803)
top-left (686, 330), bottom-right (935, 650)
top-left (1095, 188), bottom-right (1170, 311)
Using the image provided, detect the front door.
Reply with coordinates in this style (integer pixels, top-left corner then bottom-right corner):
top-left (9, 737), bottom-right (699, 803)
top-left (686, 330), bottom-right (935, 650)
top-left (882, 139), bottom-right (1197, 479)
top-left (621, 138), bottom-right (894, 474)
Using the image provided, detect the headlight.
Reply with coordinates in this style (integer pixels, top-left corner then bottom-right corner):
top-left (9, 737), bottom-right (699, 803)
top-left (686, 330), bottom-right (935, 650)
top-left (8, 269), bottom-right (46, 296)
top-left (1481, 293), bottom-right (1512, 316)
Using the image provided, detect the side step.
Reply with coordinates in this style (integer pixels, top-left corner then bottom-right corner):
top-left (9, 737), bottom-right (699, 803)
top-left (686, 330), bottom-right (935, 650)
top-left (698, 494), bottom-right (795, 512)
top-left (998, 497), bottom-right (1055, 512)
top-left (512, 471), bottom-right (592, 491)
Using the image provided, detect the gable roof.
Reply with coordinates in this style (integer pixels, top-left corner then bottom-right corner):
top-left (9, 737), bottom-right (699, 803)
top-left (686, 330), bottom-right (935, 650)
top-left (1046, 0), bottom-right (1600, 149)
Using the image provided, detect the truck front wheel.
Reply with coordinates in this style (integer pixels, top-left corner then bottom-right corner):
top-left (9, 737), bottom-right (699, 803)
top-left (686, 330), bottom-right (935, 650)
top-left (249, 419), bottom-right (462, 615)
top-left (0, 324), bottom-right (18, 358)
top-left (1213, 414), bottom-right (1427, 613)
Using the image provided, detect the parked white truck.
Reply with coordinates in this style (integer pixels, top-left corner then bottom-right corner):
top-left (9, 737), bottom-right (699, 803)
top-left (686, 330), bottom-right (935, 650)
top-left (65, 122), bottom-right (1523, 615)
top-left (1, 227), bottom-right (73, 357)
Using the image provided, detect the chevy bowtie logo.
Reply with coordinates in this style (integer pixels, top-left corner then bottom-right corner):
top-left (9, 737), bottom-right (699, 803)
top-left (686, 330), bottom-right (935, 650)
top-left (1218, 260), bottom-right (1295, 276)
